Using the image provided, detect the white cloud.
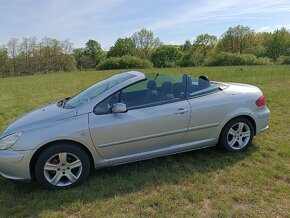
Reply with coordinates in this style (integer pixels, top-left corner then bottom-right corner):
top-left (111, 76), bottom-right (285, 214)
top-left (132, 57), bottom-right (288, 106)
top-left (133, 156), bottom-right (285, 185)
top-left (149, 0), bottom-right (290, 31)
top-left (285, 25), bottom-right (290, 31)
top-left (259, 24), bottom-right (290, 33)
top-left (1, 0), bottom-right (290, 49)
top-left (259, 27), bottom-right (272, 32)
top-left (276, 24), bottom-right (290, 31)
top-left (166, 40), bottom-right (184, 45)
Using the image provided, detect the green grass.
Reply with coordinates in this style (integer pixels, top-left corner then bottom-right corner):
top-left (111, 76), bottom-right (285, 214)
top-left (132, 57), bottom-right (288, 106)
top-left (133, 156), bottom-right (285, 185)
top-left (0, 65), bottom-right (289, 217)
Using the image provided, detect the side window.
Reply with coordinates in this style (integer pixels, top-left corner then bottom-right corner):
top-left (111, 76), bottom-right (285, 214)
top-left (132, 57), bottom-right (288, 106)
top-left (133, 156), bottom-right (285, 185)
top-left (94, 74), bottom-right (190, 114)
top-left (122, 80), bottom-right (148, 108)
top-left (122, 75), bottom-right (186, 110)
top-left (94, 92), bottom-right (120, 115)
top-left (187, 76), bottom-right (220, 98)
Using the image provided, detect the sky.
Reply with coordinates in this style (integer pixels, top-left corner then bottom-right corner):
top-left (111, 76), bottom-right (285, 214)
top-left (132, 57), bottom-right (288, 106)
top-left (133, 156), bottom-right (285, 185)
top-left (0, 0), bottom-right (290, 50)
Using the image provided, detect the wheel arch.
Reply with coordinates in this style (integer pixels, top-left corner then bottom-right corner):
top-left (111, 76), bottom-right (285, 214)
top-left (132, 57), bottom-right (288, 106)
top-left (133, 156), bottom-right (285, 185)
top-left (219, 115), bottom-right (257, 140)
top-left (29, 139), bottom-right (95, 179)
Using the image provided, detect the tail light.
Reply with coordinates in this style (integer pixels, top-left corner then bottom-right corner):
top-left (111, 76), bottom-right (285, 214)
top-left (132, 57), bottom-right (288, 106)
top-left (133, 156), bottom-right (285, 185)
top-left (256, 95), bottom-right (266, 107)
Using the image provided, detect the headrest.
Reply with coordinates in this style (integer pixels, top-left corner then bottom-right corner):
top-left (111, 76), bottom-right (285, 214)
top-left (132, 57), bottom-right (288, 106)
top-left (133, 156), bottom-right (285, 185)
top-left (186, 75), bottom-right (192, 86)
top-left (147, 80), bottom-right (157, 90)
top-left (182, 74), bottom-right (187, 83)
top-left (199, 75), bottom-right (209, 82)
top-left (181, 74), bottom-right (192, 88)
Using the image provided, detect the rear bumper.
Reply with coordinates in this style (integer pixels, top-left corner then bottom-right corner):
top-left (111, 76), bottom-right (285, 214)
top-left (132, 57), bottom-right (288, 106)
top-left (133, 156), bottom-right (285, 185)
top-left (250, 106), bottom-right (270, 135)
top-left (0, 149), bottom-right (34, 181)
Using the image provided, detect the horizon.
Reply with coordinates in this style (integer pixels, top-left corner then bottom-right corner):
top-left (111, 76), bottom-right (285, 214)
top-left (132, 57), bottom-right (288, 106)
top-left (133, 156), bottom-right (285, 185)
top-left (1, 0), bottom-right (290, 50)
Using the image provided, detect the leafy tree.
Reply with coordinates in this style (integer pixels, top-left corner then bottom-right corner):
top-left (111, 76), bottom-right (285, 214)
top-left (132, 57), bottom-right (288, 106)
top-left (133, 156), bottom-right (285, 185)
top-left (252, 32), bottom-right (272, 57)
top-left (108, 38), bottom-right (136, 57)
top-left (96, 55), bottom-right (153, 70)
top-left (7, 38), bottom-right (19, 74)
top-left (179, 51), bottom-right (204, 67)
top-left (2, 24), bottom-right (290, 77)
top-left (265, 28), bottom-right (290, 61)
top-left (73, 48), bottom-right (86, 69)
top-left (80, 56), bottom-right (95, 70)
top-left (194, 34), bottom-right (217, 60)
top-left (85, 40), bottom-right (103, 67)
top-left (131, 28), bottom-right (161, 59)
top-left (205, 52), bottom-right (271, 66)
top-left (1, 37), bottom-right (76, 76)
top-left (277, 55), bottom-right (290, 64)
top-left (151, 45), bottom-right (182, 68)
top-left (217, 25), bottom-right (256, 54)
top-left (19, 37), bottom-right (31, 74)
top-left (61, 40), bottom-right (74, 54)
top-left (18, 37), bottom-right (38, 74)
top-left (38, 38), bottom-right (68, 72)
top-left (0, 47), bottom-right (11, 77)
top-left (182, 40), bottom-right (192, 52)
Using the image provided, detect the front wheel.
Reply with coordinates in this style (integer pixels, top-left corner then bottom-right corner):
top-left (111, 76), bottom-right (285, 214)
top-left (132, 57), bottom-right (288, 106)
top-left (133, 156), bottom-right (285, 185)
top-left (35, 143), bottom-right (90, 190)
top-left (218, 117), bottom-right (254, 152)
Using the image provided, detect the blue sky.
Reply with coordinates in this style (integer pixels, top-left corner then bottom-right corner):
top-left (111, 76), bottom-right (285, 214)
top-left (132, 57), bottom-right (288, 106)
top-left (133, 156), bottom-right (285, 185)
top-left (1, 0), bottom-right (290, 50)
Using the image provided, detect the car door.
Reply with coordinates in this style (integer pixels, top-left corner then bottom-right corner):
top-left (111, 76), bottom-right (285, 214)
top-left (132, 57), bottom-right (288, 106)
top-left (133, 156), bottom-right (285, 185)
top-left (183, 76), bottom-right (225, 147)
top-left (89, 75), bottom-right (191, 159)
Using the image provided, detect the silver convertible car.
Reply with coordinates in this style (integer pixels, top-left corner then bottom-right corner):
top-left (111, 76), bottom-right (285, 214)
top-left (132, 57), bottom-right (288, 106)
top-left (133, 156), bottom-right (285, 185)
top-left (0, 71), bottom-right (270, 189)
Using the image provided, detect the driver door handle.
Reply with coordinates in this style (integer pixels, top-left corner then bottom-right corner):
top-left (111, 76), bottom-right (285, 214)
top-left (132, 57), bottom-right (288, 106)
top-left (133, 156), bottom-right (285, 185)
top-left (174, 108), bottom-right (188, 114)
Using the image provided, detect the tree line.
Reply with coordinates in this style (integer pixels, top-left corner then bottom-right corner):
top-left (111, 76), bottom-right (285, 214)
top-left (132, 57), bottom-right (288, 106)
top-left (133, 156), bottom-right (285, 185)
top-left (1, 25), bottom-right (290, 77)
top-left (0, 37), bottom-right (76, 77)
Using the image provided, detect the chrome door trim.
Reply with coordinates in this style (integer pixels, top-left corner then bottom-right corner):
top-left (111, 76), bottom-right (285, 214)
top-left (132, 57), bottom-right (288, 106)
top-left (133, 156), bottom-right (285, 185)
top-left (187, 122), bottom-right (219, 132)
top-left (98, 128), bottom-right (188, 148)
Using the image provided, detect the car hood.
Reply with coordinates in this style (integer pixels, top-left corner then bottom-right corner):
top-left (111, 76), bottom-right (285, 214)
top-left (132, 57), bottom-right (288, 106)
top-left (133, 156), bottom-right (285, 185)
top-left (2, 103), bottom-right (78, 136)
top-left (221, 82), bottom-right (262, 95)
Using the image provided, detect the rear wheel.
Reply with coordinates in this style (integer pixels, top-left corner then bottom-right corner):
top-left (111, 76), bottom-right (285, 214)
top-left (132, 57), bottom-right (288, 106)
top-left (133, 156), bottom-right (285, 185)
top-left (218, 117), bottom-right (254, 152)
top-left (35, 143), bottom-right (90, 190)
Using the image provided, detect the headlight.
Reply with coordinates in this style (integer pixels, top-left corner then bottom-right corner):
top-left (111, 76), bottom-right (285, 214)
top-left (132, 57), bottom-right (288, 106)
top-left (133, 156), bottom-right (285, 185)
top-left (0, 132), bottom-right (22, 150)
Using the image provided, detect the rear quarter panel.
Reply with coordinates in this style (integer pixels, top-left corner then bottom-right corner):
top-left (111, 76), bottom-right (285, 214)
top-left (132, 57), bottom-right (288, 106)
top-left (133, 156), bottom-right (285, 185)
top-left (185, 90), bottom-right (261, 145)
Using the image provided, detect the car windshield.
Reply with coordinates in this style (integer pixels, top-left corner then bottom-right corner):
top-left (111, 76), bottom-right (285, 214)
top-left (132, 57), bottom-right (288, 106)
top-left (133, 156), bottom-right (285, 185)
top-left (64, 73), bottom-right (136, 109)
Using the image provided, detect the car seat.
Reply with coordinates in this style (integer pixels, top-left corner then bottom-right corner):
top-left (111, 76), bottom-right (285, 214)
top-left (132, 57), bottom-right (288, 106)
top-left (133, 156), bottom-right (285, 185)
top-left (160, 82), bottom-right (174, 100)
top-left (146, 80), bottom-right (158, 103)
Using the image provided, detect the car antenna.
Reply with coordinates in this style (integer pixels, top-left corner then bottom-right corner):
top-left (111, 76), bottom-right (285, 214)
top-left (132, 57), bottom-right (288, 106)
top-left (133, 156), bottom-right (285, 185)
top-left (154, 73), bottom-right (159, 80)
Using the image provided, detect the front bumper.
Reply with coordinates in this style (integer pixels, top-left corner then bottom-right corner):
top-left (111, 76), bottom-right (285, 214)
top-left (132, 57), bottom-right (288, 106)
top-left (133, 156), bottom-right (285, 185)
top-left (250, 106), bottom-right (270, 135)
top-left (0, 149), bottom-right (34, 181)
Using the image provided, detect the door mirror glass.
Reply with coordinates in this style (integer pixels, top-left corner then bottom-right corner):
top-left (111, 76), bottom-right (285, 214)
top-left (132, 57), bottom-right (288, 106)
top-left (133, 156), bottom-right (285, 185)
top-left (112, 103), bottom-right (127, 113)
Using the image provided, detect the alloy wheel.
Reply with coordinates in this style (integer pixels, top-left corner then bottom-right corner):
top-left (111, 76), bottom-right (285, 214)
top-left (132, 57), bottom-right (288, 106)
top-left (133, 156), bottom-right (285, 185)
top-left (227, 122), bottom-right (251, 150)
top-left (43, 152), bottom-right (83, 187)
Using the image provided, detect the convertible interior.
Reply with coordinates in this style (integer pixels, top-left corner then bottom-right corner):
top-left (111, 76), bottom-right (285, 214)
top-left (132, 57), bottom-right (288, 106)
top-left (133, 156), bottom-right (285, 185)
top-left (122, 75), bottom-right (212, 108)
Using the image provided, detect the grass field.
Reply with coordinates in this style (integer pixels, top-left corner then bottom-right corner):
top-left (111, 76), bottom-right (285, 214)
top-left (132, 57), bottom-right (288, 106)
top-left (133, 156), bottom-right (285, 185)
top-left (0, 65), bottom-right (289, 217)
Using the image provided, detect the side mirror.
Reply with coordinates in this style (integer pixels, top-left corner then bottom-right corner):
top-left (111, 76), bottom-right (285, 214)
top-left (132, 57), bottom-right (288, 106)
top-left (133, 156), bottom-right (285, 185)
top-left (111, 103), bottom-right (127, 113)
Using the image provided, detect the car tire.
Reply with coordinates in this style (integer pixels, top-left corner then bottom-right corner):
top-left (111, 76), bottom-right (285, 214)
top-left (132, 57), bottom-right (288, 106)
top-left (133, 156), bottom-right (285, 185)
top-left (218, 117), bottom-right (254, 152)
top-left (35, 143), bottom-right (90, 190)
